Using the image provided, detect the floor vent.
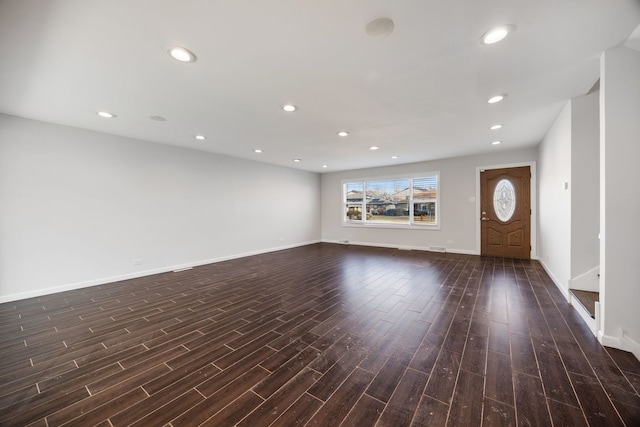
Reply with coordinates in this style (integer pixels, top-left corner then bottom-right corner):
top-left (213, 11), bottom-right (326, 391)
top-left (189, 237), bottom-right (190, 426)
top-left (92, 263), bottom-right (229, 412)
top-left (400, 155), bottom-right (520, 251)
top-left (429, 246), bottom-right (446, 253)
top-left (173, 267), bottom-right (194, 273)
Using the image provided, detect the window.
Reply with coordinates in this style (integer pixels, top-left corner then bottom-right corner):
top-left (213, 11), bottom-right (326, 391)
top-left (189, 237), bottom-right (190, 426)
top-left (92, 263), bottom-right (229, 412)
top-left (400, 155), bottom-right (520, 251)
top-left (343, 173), bottom-right (439, 228)
top-left (345, 182), bottom-right (364, 220)
top-left (493, 178), bottom-right (516, 222)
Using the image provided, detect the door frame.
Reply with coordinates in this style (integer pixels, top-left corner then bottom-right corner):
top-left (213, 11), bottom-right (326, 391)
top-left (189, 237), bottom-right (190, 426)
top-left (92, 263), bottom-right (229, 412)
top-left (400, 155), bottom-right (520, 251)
top-left (475, 161), bottom-right (537, 259)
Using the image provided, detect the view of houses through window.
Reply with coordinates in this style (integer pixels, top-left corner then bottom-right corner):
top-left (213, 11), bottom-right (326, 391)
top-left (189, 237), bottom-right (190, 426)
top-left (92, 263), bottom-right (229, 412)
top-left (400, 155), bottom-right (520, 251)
top-left (344, 174), bottom-right (438, 226)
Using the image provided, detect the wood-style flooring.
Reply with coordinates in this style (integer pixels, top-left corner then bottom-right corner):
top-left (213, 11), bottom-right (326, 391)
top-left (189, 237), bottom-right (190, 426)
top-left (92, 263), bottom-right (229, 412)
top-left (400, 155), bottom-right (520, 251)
top-left (1, 243), bottom-right (639, 426)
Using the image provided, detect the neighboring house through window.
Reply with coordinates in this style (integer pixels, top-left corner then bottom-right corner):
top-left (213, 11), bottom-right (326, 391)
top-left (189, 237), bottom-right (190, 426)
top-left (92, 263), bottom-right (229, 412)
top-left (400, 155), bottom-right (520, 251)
top-left (343, 173), bottom-right (439, 228)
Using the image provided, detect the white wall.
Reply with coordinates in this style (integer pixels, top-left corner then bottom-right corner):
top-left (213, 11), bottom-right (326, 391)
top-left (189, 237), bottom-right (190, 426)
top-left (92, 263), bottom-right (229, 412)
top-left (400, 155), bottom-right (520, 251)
top-left (570, 91), bottom-right (600, 281)
top-left (600, 47), bottom-right (640, 357)
top-left (0, 114), bottom-right (321, 302)
top-left (538, 101), bottom-right (572, 296)
top-left (320, 148), bottom-right (537, 254)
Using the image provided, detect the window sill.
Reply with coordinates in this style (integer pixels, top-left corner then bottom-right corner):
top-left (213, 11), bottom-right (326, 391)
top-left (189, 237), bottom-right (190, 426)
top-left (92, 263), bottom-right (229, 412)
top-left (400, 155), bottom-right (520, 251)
top-left (342, 222), bottom-right (441, 231)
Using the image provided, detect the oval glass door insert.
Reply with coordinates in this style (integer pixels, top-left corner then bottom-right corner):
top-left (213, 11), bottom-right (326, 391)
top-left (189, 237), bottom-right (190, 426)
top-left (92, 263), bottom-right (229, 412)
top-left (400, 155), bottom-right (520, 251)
top-left (493, 179), bottom-right (516, 222)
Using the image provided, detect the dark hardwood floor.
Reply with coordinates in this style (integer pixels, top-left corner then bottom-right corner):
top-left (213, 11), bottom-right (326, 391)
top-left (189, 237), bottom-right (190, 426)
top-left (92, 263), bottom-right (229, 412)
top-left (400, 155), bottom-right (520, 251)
top-left (1, 243), bottom-right (639, 426)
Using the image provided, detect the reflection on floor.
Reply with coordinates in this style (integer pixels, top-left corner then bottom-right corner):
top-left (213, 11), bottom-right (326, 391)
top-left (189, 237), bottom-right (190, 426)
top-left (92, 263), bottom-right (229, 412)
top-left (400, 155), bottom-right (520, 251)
top-left (0, 243), bottom-right (638, 426)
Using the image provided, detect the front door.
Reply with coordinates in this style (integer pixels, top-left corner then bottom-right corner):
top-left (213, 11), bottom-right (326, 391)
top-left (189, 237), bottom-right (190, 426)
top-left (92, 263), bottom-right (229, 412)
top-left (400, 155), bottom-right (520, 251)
top-left (480, 166), bottom-right (531, 259)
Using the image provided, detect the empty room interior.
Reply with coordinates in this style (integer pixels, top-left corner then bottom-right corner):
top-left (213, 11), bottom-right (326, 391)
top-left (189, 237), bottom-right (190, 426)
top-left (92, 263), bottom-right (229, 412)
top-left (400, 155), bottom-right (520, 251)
top-left (1, 1), bottom-right (640, 426)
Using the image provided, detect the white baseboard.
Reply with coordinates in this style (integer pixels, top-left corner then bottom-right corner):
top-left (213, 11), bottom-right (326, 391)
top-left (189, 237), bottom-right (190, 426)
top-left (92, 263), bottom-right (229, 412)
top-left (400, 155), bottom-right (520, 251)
top-left (537, 258), bottom-right (569, 300)
top-left (320, 239), bottom-right (478, 255)
top-left (0, 240), bottom-right (320, 303)
top-left (600, 330), bottom-right (640, 361)
top-left (569, 293), bottom-right (597, 337)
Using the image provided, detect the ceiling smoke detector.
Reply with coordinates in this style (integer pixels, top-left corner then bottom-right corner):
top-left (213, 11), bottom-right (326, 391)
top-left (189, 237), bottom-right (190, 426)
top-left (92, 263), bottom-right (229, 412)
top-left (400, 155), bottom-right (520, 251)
top-left (365, 17), bottom-right (394, 37)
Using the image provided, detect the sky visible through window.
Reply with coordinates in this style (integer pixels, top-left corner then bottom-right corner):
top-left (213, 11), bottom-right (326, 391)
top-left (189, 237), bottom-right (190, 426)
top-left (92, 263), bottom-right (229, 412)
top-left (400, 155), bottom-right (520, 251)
top-left (366, 179), bottom-right (409, 196)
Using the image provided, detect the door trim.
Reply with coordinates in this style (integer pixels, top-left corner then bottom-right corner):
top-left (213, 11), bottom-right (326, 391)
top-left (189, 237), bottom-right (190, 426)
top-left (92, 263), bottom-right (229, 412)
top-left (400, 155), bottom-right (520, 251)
top-left (475, 161), bottom-right (537, 259)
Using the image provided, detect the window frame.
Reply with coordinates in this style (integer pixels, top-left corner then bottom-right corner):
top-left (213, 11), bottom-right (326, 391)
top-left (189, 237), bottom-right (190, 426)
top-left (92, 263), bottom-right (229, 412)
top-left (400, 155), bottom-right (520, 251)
top-left (342, 172), bottom-right (440, 230)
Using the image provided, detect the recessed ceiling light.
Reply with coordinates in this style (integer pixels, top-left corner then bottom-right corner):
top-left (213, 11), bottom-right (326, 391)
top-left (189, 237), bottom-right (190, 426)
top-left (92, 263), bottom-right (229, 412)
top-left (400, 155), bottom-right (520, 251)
top-left (487, 94), bottom-right (506, 104)
top-left (481, 25), bottom-right (515, 45)
top-left (254, 149), bottom-right (263, 153)
top-left (337, 131), bottom-right (349, 137)
top-left (491, 141), bottom-right (502, 145)
top-left (168, 46), bottom-right (197, 63)
top-left (293, 158), bottom-right (302, 162)
top-left (195, 135), bottom-right (206, 140)
top-left (282, 104), bottom-right (298, 112)
top-left (391, 155), bottom-right (399, 159)
top-left (369, 146), bottom-right (379, 150)
top-left (322, 165), bottom-right (328, 168)
top-left (97, 111), bottom-right (116, 118)
top-left (490, 124), bottom-right (503, 130)
top-left (150, 115), bottom-right (167, 121)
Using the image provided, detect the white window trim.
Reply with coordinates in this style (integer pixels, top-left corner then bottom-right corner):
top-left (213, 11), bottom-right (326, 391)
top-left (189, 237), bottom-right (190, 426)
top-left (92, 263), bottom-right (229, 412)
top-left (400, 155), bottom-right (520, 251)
top-left (341, 172), bottom-right (441, 230)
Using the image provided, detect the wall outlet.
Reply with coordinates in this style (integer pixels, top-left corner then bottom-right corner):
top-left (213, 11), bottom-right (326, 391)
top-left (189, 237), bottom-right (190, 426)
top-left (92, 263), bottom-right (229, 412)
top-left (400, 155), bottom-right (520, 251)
top-left (446, 240), bottom-right (454, 245)
top-left (132, 258), bottom-right (143, 266)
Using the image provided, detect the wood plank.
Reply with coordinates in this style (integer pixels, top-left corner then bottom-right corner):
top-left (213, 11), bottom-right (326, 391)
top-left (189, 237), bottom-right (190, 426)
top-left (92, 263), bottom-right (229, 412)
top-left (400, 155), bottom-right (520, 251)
top-left (487, 321), bottom-right (510, 355)
top-left (271, 393), bottom-right (323, 426)
top-left (447, 370), bottom-right (484, 426)
top-left (513, 372), bottom-right (551, 427)
top-left (482, 398), bottom-right (516, 427)
top-left (236, 368), bottom-right (320, 427)
top-left (376, 368), bottom-right (429, 427)
top-left (339, 394), bottom-right (385, 426)
top-left (252, 346), bottom-right (319, 399)
top-left (546, 399), bottom-right (588, 427)
top-left (536, 350), bottom-right (579, 406)
top-left (460, 334), bottom-right (487, 375)
top-left (0, 244), bottom-right (636, 427)
top-left (569, 372), bottom-right (625, 427)
top-left (411, 395), bottom-right (449, 426)
top-left (172, 365), bottom-right (270, 426)
top-left (306, 367), bottom-right (374, 426)
top-left (365, 349), bottom-right (413, 403)
top-left (423, 349), bottom-right (461, 404)
top-left (307, 346), bottom-right (367, 401)
top-left (485, 350), bottom-right (514, 406)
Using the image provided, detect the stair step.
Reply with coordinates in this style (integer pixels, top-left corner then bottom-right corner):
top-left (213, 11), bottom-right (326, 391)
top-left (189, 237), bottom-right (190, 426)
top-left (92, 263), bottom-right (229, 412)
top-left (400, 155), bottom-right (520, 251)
top-left (569, 289), bottom-right (599, 319)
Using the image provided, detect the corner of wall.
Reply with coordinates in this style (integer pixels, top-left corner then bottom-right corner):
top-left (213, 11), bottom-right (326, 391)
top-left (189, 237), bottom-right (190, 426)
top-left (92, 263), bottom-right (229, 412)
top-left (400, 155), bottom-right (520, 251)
top-left (599, 329), bottom-right (640, 361)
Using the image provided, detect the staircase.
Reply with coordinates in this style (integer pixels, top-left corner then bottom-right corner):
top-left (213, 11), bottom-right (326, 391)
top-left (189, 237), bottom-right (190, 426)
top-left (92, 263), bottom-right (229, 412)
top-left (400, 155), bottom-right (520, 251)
top-left (568, 267), bottom-right (600, 337)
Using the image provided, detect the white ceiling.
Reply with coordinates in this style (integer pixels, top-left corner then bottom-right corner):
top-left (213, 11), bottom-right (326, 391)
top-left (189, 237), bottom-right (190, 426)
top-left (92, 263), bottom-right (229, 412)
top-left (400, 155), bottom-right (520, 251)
top-left (1, 0), bottom-right (639, 173)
